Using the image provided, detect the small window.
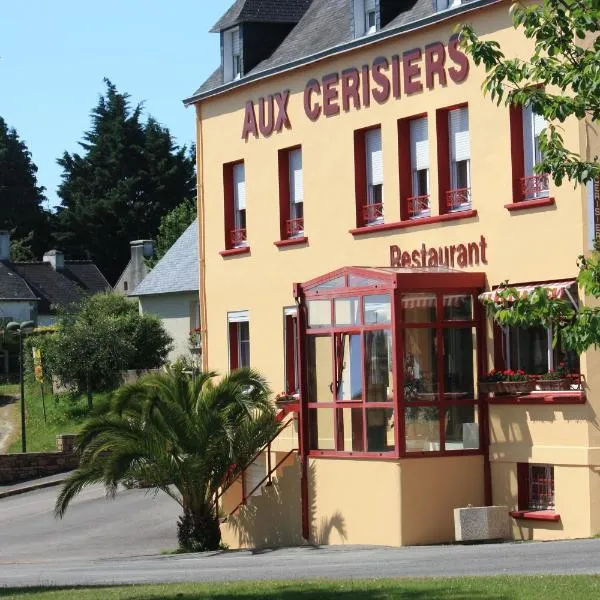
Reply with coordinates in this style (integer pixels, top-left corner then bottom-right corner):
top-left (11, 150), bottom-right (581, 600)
top-left (353, 0), bottom-right (378, 37)
top-left (409, 117), bottom-right (430, 218)
top-left (519, 463), bottom-right (555, 511)
top-left (522, 104), bottom-right (549, 200)
top-left (448, 107), bottom-right (471, 212)
top-left (228, 311), bottom-right (250, 370)
top-left (279, 147), bottom-right (304, 240)
top-left (365, 128), bottom-right (383, 225)
top-left (223, 27), bottom-right (242, 83)
top-left (230, 162), bottom-right (247, 248)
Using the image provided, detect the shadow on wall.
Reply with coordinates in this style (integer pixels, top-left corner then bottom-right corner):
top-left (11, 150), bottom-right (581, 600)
top-left (226, 458), bottom-right (347, 549)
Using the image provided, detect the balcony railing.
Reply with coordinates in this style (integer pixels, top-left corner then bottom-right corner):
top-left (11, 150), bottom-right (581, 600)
top-left (230, 228), bottom-right (247, 247)
top-left (286, 218), bottom-right (304, 238)
top-left (407, 195), bottom-right (431, 219)
top-left (446, 188), bottom-right (471, 212)
top-left (521, 174), bottom-right (549, 200)
top-left (362, 202), bottom-right (384, 225)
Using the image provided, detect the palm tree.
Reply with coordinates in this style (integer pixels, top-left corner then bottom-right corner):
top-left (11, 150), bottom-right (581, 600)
top-left (55, 367), bottom-right (282, 552)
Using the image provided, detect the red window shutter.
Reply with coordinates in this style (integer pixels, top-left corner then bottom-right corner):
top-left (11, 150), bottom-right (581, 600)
top-left (509, 104), bottom-right (525, 203)
top-left (223, 163), bottom-right (235, 250)
top-left (436, 108), bottom-right (450, 215)
top-left (397, 117), bottom-right (412, 221)
top-left (354, 129), bottom-right (367, 227)
top-left (229, 322), bottom-right (239, 370)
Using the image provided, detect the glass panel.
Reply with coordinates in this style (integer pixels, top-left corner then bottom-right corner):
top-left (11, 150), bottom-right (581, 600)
top-left (307, 336), bottom-right (333, 403)
top-left (443, 294), bottom-right (473, 321)
top-left (336, 408), bottom-right (364, 452)
top-left (309, 408), bottom-right (335, 450)
top-left (366, 408), bottom-right (394, 452)
top-left (311, 276), bottom-right (345, 292)
top-left (348, 274), bottom-right (381, 288)
top-left (404, 328), bottom-right (438, 401)
top-left (364, 294), bottom-right (391, 324)
top-left (402, 294), bottom-right (436, 323)
top-left (238, 321), bottom-right (250, 368)
top-left (509, 326), bottom-right (548, 374)
top-left (443, 328), bottom-right (475, 399)
top-left (334, 297), bottom-right (360, 326)
top-left (308, 300), bottom-right (331, 328)
top-left (445, 405), bottom-right (479, 451)
top-left (335, 334), bottom-right (362, 401)
top-left (365, 330), bottom-right (393, 402)
top-left (405, 406), bottom-right (440, 453)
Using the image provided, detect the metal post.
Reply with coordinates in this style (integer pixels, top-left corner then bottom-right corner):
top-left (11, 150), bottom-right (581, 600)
top-left (19, 331), bottom-right (26, 453)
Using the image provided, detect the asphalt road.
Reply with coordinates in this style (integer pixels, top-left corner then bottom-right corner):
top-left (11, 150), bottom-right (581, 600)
top-left (2, 484), bottom-right (600, 588)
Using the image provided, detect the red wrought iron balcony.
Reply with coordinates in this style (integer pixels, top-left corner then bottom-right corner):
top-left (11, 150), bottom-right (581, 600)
top-left (230, 228), bottom-right (247, 247)
top-left (362, 202), bottom-right (384, 225)
top-left (521, 174), bottom-right (549, 200)
top-left (446, 188), bottom-right (471, 212)
top-left (407, 195), bottom-right (431, 219)
top-left (286, 218), bottom-right (304, 238)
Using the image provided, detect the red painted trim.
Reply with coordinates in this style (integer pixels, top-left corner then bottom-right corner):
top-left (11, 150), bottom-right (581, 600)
top-left (505, 197), bottom-right (555, 212)
top-left (278, 148), bottom-right (291, 240)
top-left (229, 322), bottom-right (239, 371)
top-left (220, 247), bottom-right (250, 257)
top-left (517, 462), bottom-right (529, 510)
top-left (354, 128), bottom-right (368, 228)
top-left (274, 237), bottom-right (309, 248)
top-left (436, 108), bottom-right (450, 215)
top-left (510, 510), bottom-right (561, 522)
top-left (487, 392), bottom-right (586, 405)
top-left (285, 315), bottom-right (297, 395)
top-left (349, 210), bottom-right (478, 235)
top-left (223, 162), bottom-right (235, 250)
top-left (397, 117), bottom-right (412, 221)
top-left (509, 104), bottom-right (525, 203)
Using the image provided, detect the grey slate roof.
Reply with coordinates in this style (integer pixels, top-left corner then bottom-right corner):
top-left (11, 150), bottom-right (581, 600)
top-left (0, 262), bottom-right (36, 301)
top-left (133, 219), bottom-right (199, 297)
top-left (62, 262), bottom-right (112, 295)
top-left (211, 0), bottom-right (313, 32)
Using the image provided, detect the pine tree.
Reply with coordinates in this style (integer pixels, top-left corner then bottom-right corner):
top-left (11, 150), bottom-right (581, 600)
top-left (54, 79), bottom-right (196, 283)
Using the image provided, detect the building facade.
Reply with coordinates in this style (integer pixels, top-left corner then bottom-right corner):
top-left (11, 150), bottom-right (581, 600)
top-left (185, 0), bottom-right (600, 547)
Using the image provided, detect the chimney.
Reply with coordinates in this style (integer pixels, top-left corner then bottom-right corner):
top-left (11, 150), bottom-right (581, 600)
top-left (0, 231), bottom-right (9, 261)
top-left (127, 240), bottom-right (153, 294)
top-left (43, 249), bottom-right (65, 270)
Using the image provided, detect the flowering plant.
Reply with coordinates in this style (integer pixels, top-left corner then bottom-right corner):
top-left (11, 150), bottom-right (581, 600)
top-left (479, 369), bottom-right (504, 383)
top-left (189, 326), bottom-right (202, 350)
top-left (275, 391), bottom-right (296, 403)
top-left (501, 369), bottom-right (529, 382)
top-left (540, 362), bottom-right (569, 380)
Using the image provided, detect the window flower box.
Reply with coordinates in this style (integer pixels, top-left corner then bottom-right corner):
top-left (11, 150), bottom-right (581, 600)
top-left (536, 363), bottom-right (571, 391)
top-left (478, 381), bottom-right (502, 394)
top-left (500, 380), bottom-right (535, 395)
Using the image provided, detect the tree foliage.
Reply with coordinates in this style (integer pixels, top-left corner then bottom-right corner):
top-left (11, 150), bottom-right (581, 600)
top-left (462, 0), bottom-right (600, 354)
top-left (29, 292), bottom-right (172, 406)
top-left (146, 199), bottom-right (196, 268)
top-left (54, 79), bottom-right (196, 283)
top-left (0, 117), bottom-right (51, 257)
top-left (55, 368), bottom-right (281, 552)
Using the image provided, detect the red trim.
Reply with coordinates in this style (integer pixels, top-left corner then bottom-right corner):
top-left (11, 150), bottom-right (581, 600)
top-left (223, 162), bottom-right (236, 250)
top-left (354, 128), bottom-right (368, 228)
top-left (487, 391), bottom-right (585, 405)
top-left (274, 237), bottom-right (309, 248)
top-left (278, 148), bottom-right (291, 241)
top-left (349, 210), bottom-right (478, 235)
top-left (509, 104), bottom-right (525, 203)
top-left (397, 116), bottom-right (413, 221)
top-left (229, 322), bottom-right (239, 371)
top-left (220, 247), bottom-right (250, 257)
top-left (285, 314), bottom-right (297, 395)
top-left (517, 462), bottom-right (529, 510)
top-left (436, 108), bottom-right (450, 215)
top-left (505, 197), bottom-right (555, 212)
top-left (510, 510), bottom-right (560, 522)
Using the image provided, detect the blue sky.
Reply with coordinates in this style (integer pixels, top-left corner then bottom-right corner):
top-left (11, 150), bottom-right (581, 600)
top-left (0, 0), bottom-right (230, 208)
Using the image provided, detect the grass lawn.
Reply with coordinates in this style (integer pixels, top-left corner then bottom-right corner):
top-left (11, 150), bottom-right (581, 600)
top-left (0, 576), bottom-right (600, 599)
top-left (5, 383), bottom-right (110, 453)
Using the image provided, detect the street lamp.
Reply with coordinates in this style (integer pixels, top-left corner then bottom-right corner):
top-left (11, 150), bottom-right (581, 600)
top-left (6, 320), bottom-right (35, 453)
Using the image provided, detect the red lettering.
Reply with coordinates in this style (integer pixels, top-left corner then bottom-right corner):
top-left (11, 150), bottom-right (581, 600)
top-left (274, 90), bottom-right (291, 131)
top-left (361, 65), bottom-right (371, 108)
top-left (390, 245), bottom-right (401, 267)
top-left (427, 248), bottom-right (438, 267)
top-left (468, 242), bottom-right (479, 266)
top-left (448, 34), bottom-right (469, 83)
top-left (411, 249), bottom-right (421, 267)
top-left (241, 101), bottom-right (258, 141)
top-left (322, 73), bottom-right (340, 117)
top-left (372, 57), bottom-right (391, 105)
top-left (391, 55), bottom-right (401, 99)
top-left (401, 251), bottom-right (412, 267)
top-left (304, 79), bottom-right (322, 121)
top-left (341, 68), bottom-right (361, 112)
top-left (479, 235), bottom-right (488, 264)
top-left (420, 243), bottom-right (427, 267)
top-left (258, 96), bottom-right (274, 137)
top-left (424, 42), bottom-right (447, 90)
top-left (457, 244), bottom-right (468, 268)
top-left (403, 49), bottom-right (423, 95)
top-left (450, 245), bottom-right (457, 268)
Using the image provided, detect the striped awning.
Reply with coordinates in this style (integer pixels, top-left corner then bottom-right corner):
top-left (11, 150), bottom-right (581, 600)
top-left (478, 280), bottom-right (576, 303)
top-left (402, 294), bottom-right (468, 309)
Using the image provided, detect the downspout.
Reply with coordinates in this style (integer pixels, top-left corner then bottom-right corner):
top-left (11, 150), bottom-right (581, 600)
top-left (195, 103), bottom-right (209, 372)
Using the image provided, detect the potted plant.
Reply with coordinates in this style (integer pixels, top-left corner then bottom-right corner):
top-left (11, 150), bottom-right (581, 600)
top-left (537, 362), bottom-right (571, 391)
top-left (478, 369), bottom-right (504, 394)
top-left (500, 369), bottom-right (534, 395)
top-left (275, 391), bottom-right (297, 407)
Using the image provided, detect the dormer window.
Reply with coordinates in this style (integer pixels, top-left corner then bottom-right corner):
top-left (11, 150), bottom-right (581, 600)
top-left (435, 0), bottom-right (462, 11)
top-left (354, 0), bottom-right (378, 38)
top-left (223, 27), bottom-right (242, 83)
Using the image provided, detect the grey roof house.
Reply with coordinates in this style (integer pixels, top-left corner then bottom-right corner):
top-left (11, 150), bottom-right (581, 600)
top-left (133, 220), bottom-right (200, 363)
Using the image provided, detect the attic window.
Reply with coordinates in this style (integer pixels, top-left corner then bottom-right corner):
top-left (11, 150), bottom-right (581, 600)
top-left (354, 0), bottom-right (378, 37)
top-left (223, 27), bottom-right (242, 83)
top-left (436, 0), bottom-right (462, 11)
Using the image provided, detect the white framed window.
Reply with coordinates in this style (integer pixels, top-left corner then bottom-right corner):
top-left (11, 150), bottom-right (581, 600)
top-left (365, 127), bottom-right (383, 224)
top-left (223, 27), bottom-right (242, 83)
top-left (353, 0), bottom-right (378, 37)
top-left (410, 117), bottom-right (430, 218)
top-left (289, 148), bottom-right (304, 237)
top-left (522, 104), bottom-right (548, 199)
top-left (232, 162), bottom-right (247, 247)
top-left (228, 310), bottom-right (250, 370)
top-left (448, 107), bottom-right (471, 212)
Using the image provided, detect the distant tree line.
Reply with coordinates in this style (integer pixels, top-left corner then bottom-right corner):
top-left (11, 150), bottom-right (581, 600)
top-left (0, 79), bottom-right (196, 283)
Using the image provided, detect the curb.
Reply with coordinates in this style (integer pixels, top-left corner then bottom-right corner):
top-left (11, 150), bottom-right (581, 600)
top-left (0, 477), bottom-right (68, 500)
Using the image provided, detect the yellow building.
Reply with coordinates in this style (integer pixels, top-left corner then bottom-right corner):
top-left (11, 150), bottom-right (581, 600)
top-left (184, 0), bottom-right (600, 547)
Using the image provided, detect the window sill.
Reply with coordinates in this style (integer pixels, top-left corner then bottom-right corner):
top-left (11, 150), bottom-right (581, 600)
top-left (505, 197), bottom-right (555, 212)
top-left (274, 237), bottom-right (308, 248)
top-left (510, 510), bottom-right (560, 522)
top-left (487, 391), bottom-right (585, 405)
top-left (219, 247), bottom-right (250, 257)
top-left (349, 210), bottom-right (478, 236)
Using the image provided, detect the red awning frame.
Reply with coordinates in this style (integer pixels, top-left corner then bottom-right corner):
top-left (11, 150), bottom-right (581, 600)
top-left (478, 280), bottom-right (577, 307)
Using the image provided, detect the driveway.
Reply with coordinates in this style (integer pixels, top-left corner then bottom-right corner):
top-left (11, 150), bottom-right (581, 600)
top-left (2, 484), bottom-right (600, 587)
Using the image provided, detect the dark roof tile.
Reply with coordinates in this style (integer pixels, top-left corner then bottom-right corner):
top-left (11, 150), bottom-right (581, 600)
top-left (211, 0), bottom-right (313, 32)
top-left (0, 262), bottom-right (37, 301)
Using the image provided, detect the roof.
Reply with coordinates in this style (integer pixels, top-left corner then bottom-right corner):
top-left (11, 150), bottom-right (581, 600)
top-left (187, 0), bottom-right (493, 102)
top-left (0, 262), bottom-right (37, 301)
top-left (62, 262), bottom-right (112, 295)
top-left (133, 219), bottom-right (199, 297)
top-left (211, 0), bottom-right (312, 32)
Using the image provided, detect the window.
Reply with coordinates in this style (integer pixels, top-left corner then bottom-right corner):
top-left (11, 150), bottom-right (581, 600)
top-left (223, 27), bottom-right (242, 82)
top-left (409, 117), bottom-right (430, 218)
top-left (278, 147), bottom-right (304, 240)
top-left (518, 463), bottom-right (555, 511)
top-left (223, 161), bottom-right (247, 250)
top-left (510, 103), bottom-right (549, 202)
top-left (284, 308), bottom-right (299, 395)
top-left (353, 0), bottom-right (378, 37)
top-left (354, 127), bottom-right (383, 227)
top-left (448, 107), bottom-right (471, 212)
top-left (436, 0), bottom-right (463, 10)
top-left (228, 311), bottom-right (250, 370)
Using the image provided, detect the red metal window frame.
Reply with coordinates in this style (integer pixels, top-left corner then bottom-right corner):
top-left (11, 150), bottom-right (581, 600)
top-left (229, 322), bottom-right (239, 371)
top-left (277, 145), bottom-right (305, 242)
top-left (354, 124), bottom-right (382, 229)
top-left (517, 463), bottom-right (555, 511)
top-left (222, 159), bottom-right (245, 251)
